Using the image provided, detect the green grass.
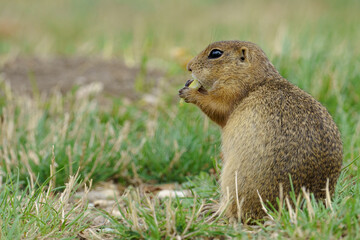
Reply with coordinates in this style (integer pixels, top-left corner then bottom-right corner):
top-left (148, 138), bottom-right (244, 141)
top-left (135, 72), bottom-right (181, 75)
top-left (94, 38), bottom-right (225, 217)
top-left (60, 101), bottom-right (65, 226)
top-left (0, 80), bottom-right (220, 186)
top-left (100, 171), bottom-right (360, 239)
top-left (1, 0), bottom-right (360, 238)
top-left (0, 171), bottom-right (90, 239)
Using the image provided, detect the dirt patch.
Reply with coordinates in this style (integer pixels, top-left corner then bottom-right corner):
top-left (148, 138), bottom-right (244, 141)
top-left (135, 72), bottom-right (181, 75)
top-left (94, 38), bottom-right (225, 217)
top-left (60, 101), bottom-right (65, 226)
top-left (73, 181), bottom-right (189, 238)
top-left (0, 57), bottom-right (164, 100)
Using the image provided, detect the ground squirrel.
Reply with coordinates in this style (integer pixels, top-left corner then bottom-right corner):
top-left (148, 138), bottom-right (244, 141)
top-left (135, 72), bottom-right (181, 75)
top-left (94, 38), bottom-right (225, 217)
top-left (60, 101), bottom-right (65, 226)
top-left (179, 41), bottom-right (343, 221)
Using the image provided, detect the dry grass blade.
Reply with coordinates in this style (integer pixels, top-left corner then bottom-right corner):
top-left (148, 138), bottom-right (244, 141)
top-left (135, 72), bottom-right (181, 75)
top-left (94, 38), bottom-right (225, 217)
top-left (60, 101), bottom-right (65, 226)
top-left (169, 140), bottom-right (186, 171)
top-left (181, 194), bottom-right (198, 237)
top-left (278, 183), bottom-right (284, 220)
top-left (165, 196), bottom-right (176, 237)
top-left (66, 145), bottom-right (73, 176)
top-left (325, 178), bottom-right (333, 212)
top-left (301, 187), bottom-right (314, 221)
top-left (20, 146), bottom-right (36, 186)
top-left (235, 171), bottom-right (244, 222)
top-left (257, 190), bottom-right (274, 221)
top-left (144, 193), bottom-right (159, 228)
top-left (285, 197), bottom-right (297, 225)
top-left (47, 145), bottom-right (57, 198)
top-left (111, 121), bottom-right (130, 154)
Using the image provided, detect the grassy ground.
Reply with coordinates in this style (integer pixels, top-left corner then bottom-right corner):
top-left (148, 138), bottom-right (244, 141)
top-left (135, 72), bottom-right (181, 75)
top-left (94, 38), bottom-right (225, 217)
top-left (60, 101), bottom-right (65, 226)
top-left (0, 0), bottom-right (360, 239)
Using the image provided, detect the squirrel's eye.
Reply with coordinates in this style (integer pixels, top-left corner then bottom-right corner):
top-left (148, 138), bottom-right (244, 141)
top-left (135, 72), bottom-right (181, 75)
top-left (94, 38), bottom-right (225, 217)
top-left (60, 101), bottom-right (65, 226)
top-left (208, 49), bottom-right (223, 59)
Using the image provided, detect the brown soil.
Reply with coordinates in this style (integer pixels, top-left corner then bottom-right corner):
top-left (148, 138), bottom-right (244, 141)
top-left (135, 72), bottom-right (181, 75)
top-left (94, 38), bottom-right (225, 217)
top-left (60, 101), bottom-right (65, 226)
top-left (0, 56), bottom-right (164, 100)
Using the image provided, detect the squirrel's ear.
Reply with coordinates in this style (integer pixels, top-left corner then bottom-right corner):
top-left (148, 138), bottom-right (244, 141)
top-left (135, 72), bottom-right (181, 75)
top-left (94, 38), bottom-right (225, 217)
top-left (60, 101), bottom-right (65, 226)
top-left (240, 47), bottom-right (249, 62)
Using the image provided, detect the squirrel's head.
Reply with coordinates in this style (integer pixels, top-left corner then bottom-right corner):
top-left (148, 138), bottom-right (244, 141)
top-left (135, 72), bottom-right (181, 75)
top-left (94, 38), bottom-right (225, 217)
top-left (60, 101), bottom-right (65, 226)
top-left (186, 41), bottom-right (278, 91)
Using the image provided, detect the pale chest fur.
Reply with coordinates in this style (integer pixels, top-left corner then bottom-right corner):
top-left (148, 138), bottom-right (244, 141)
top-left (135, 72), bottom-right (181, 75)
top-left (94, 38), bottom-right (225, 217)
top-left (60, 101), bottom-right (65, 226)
top-left (220, 97), bottom-right (278, 196)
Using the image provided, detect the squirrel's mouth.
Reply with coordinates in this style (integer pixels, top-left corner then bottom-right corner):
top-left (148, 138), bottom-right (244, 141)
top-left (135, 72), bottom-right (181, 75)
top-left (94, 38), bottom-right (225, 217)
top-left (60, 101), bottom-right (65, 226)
top-left (191, 74), bottom-right (208, 94)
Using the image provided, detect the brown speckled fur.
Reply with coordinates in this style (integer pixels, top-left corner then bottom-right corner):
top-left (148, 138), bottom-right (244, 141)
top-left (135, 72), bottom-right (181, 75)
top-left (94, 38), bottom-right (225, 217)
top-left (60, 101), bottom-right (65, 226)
top-left (179, 41), bottom-right (343, 221)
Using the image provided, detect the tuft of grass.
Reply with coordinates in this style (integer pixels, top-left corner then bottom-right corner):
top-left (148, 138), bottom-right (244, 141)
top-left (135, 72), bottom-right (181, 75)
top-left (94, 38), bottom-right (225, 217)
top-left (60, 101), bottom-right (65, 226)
top-left (0, 79), bottom-right (220, 186)
top-left (101, 175), bottom-right (239, 239)
top-left (98, 170), bottom-right (360, 239)
top-left (0, 168), bottom-right (94, 239)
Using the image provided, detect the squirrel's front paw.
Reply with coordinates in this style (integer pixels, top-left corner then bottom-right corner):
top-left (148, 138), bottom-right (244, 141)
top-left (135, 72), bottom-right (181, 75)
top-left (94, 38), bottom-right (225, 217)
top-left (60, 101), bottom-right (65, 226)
top-left (179, 86), bottom-right (196, 103)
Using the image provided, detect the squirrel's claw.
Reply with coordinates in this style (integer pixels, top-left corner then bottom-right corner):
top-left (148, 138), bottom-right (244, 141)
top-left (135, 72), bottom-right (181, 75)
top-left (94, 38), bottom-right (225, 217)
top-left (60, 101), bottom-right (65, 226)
top-left (179, 86), bottom-right (193, 103)
top-left (185, 79), bottom-right (194, 87)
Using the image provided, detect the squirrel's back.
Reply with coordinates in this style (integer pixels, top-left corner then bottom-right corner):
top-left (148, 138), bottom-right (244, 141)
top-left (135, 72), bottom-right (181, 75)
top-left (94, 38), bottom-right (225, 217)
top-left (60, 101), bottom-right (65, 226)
top-left (221, 77), bottom-right (342, 219)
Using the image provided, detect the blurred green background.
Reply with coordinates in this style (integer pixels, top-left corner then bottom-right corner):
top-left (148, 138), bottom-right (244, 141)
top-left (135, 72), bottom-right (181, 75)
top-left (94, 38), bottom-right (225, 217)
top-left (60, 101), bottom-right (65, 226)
top-left (1, 0), bottom-right (359, 59)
